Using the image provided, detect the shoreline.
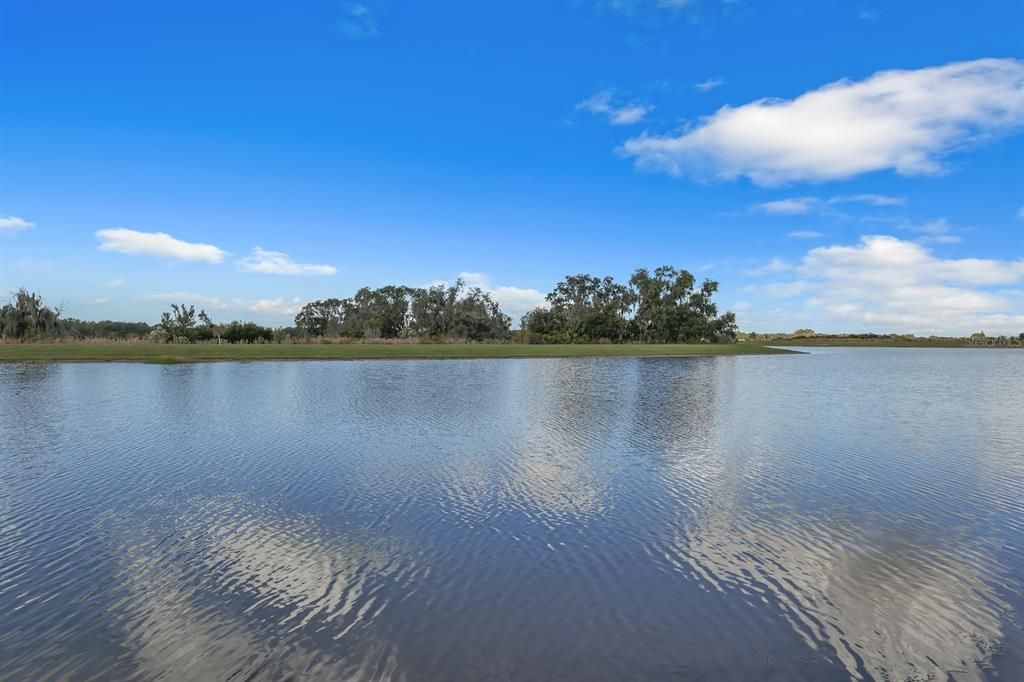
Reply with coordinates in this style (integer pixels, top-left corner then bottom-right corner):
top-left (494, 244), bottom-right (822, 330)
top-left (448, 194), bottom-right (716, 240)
top-left (0, 343), bottom-right (800, 364)
top-left (764, 339), bottom-right (1022, 349)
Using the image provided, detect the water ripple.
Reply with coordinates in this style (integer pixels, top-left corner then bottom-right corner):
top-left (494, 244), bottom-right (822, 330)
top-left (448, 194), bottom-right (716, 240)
top-left (1, 350), bottom-right (1021, 681)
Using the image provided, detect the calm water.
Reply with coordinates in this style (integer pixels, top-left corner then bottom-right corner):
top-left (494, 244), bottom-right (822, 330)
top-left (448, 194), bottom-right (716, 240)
top-left (1, 348), bottom-right (1022, 681)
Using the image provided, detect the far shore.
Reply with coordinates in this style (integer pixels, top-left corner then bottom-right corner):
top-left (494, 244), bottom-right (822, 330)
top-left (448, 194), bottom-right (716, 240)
top-left (762, 337), bottom-right (1022, 348)
top-left (0, 342), bottom-right (800, 364)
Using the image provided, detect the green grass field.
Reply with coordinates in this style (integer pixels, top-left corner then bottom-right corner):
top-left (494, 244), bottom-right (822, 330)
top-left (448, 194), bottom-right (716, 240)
top-left (0, 342), bottom-right (799, 364)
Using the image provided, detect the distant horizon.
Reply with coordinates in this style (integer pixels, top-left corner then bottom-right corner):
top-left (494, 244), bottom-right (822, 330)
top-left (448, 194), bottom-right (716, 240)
top-left (2, 1), bottom-right (1022, 336)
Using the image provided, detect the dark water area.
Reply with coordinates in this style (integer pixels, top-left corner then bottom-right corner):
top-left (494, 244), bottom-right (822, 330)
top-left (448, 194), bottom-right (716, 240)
top-left (1, 348), bottom-right (1022, 681)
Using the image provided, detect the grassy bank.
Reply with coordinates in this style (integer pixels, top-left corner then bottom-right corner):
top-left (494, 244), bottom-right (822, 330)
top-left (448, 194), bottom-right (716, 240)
top-left (0, 342), bottom-right (798, 364)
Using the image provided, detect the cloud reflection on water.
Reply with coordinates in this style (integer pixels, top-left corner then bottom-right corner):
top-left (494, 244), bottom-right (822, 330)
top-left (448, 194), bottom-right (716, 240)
top-left (647, 353), bottom-right (1012, 681)
top-left (112, 494), bottom-right (407, 681)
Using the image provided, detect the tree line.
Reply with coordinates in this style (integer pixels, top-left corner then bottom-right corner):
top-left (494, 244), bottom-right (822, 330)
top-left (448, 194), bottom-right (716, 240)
top-left (157, 303), bottom-right (275, 343)
top-left (2, 265), bottom-right (739, 344)
top-left (292, 266), bottom-right (738, 343)
top-left (0, 289), bottom-right (277, 343)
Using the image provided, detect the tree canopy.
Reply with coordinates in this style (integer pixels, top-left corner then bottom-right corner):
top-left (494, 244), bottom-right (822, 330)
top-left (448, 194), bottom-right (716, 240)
top-left (520, 267), bottom-right (737, 343)
top-left (0, 289), bottom-right (63, 340)
top-left (294, 279), bottom-right (511, 341)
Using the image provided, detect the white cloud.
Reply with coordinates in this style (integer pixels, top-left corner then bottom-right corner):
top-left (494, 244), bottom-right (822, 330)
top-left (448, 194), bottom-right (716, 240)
top-left (620, 58), bottom-right (1024, 185)
top-left (490, 285), bottom-right (549, 324)
top-left (695, 78), bottom-right (724, 92)
top-left (236, 247), bottom-right (336, 276)
top-left (97, 228), bottom-right (227, 263)
top-left (92, 297), bottom-right (110, 305)
top-left (788, 230), bottom-right (823, 239)
top-left (805, 236), bottom-right (1022, 286)
top-left (609, 105), bottom-right (650, 125)
top-left (577, 90), bottom-right (652, 126)
top-left (744, 281), bottom-right (812, 298)
top-left (241, 297), bottom-right (304, 316)
top-left (0, 216), bottom-right (34, 233)
top-left (751, 235), bottom-right (1024, 334)
top-left (1017, 205), bottom-right (1024, 220)
top-left (107, 278), bottom-right (124, 288)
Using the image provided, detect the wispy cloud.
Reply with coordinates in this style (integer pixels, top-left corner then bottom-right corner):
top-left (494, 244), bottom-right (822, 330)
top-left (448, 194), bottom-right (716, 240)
top-left (338, 3), bottom-right (378, 40)
top-left (107, 278), bottom-right (125, 288)
top-left (97, 228), bottom-right (227, 263)
top-left (831, 194), bottom-right (905, 206)
top-left (601, 0), bottom-right (690, 16)
top-left (236, 247), bottom-right (336, 276)
top-left (694, 78), bottom-right (724, 92)
top-left (621, 58), bottom-right (1024, 185)
top-left (747, 257), bottom-right (793, 275)
top-left (922, 235), bottom-right (962, 244)
top-left (788, 230), bottom-right (824, 239)
top-left (751, 193), bottom-right (905, 215)
top-left (0, 215), bottom-right (34, 233)
top-left (577, 89), bottom-right (653, 126)
top-left (751, 197), bottom-right (819, 215)
top-left (1017, 205), bottom-right (1024, 220)
top-left (907, 218), bottom-right (963, 244)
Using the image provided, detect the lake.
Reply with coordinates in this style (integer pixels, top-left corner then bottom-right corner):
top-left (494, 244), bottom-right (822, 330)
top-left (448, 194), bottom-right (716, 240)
top-left (1, 348), bottom-right (1022, 681)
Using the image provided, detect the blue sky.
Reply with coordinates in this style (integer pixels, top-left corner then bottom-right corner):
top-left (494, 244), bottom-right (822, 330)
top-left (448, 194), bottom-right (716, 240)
top-left (1, 0), bottom-right (1022, 334)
